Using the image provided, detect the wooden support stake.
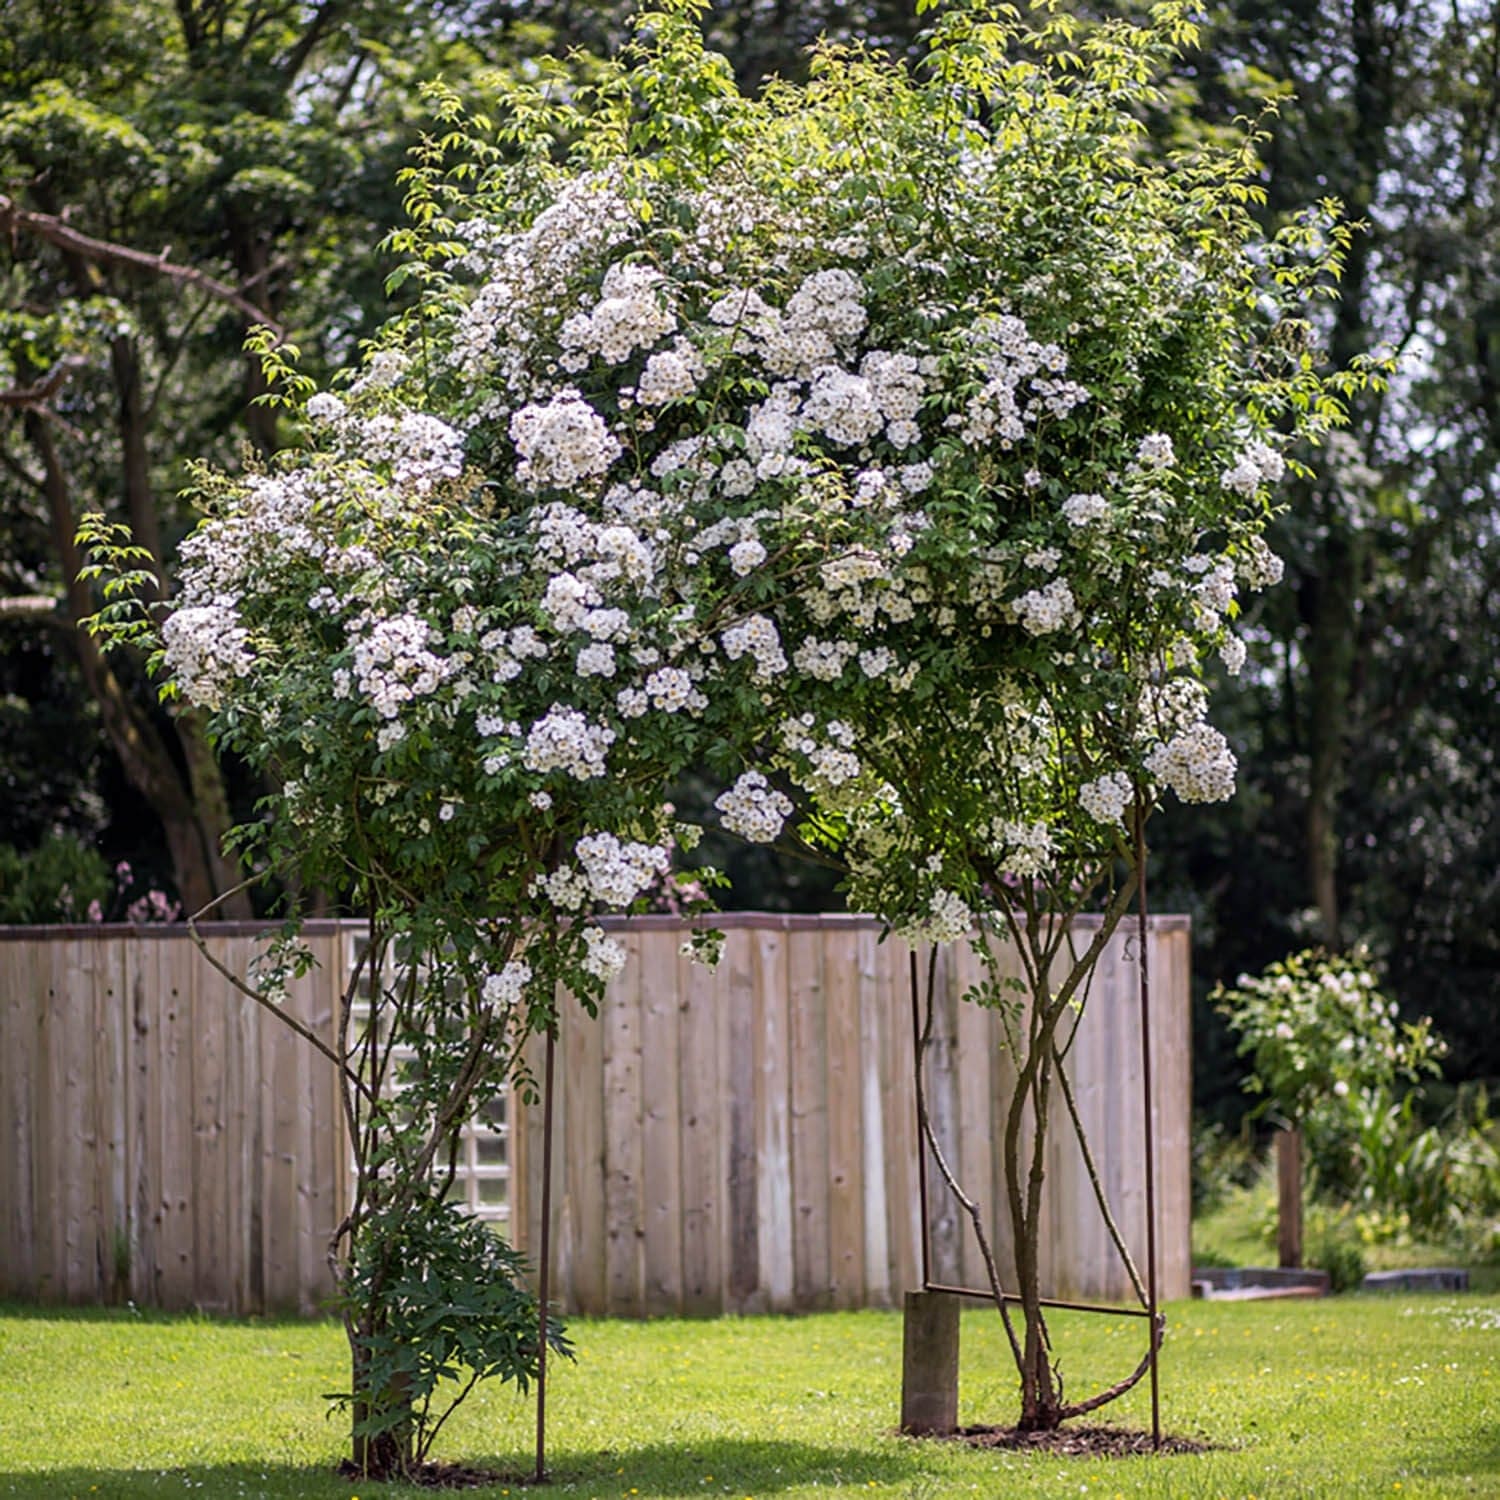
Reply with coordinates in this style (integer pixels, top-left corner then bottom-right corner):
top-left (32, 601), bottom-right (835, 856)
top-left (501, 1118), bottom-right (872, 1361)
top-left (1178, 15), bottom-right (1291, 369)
top-left (1277, 1125), bottom-right (1303, 1270)
top-left (900, 1290), bottom-right (959, 1435)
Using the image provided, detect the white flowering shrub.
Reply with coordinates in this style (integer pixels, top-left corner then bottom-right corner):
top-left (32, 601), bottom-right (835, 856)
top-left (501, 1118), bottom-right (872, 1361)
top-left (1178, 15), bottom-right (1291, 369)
top-left (1212, 947), bottom-right (1442, 1131)
top-left (84, 0), bottom-right (1368, 1459)
top-left (1212, 947), bottom-right (1449, 1259)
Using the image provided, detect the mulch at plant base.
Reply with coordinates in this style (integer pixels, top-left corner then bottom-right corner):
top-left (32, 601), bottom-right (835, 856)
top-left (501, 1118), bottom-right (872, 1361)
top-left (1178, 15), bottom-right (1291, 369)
top-left (944, 1424), bottom-right (1214, 1457)
top-left (337, 1458), bottom-right (525, 1488)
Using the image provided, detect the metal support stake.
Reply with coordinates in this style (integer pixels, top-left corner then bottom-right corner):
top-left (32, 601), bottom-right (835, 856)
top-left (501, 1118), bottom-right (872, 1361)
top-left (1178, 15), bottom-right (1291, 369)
top-left (909, 948), bottom-right (931, 1289)
top-left (1134, 797), bottom-right (1162, 1449)
top-left (534, 1025), bottom-right (557, 1484)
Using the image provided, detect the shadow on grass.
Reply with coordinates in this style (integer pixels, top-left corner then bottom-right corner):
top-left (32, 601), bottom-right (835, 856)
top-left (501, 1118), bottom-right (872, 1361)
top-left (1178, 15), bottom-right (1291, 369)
top-left (0, 1298), bottom-right (334, 1328)
top-left (1422, 1423), bottom-right (1500, 1482)
top-left (0, 1439), bottom-right (933, 1498)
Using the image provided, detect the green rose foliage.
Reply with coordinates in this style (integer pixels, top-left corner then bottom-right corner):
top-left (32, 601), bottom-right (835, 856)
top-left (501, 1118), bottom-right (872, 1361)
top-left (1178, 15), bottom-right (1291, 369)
top-left (160, 1), bottom-right (1362, 957)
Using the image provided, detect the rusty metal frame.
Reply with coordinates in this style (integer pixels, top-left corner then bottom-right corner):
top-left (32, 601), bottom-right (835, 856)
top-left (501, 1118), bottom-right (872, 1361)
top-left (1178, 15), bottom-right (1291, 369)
top-left (908, 866), bottom-right (1163, 1446)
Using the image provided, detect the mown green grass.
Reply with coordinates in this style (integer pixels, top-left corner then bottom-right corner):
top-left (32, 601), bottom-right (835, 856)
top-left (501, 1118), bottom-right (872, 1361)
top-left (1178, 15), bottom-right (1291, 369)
top-left (2, 1295), bottom-right (1497, 1500)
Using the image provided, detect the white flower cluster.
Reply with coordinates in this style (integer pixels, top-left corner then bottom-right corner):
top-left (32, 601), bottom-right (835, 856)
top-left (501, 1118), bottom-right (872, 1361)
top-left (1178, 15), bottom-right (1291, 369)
top-left (896, 887), bottom-right (972, 946)
top-left (1012, 578), bottom-right (1079, 635)
top-left (172, 470), bottom-right (322, 607)
top-left (482, 958), bottom-right (531, 1008)
top-left (1236, 535), bottom-right (1285, 591)
top-left (581, 925), bottom-right (628, 979)
top-left (523, 706), bottom-right (616, 780)
top-left (992, 819), bottom-right (1054, 876)
top-left (715, 771), bottom-right (793, 843)
top-left (636, 340), bottom-right (706, 405)
top-left (560, 262), bottom-right (676, 367)
top-left (1080, 771), bottom-right (1133, 826)
top-left (801, 366), bottom-right (883, 447)
top-left (448, 175), bottom-right (636, 382)
top-left (953, 314), bottom-right (1081, 448)
top-left (645, 666), bottom-right (705, 714)
top-left (1062, 492), bottom-right (1109, 529)
top-left (161, 603), bottom-right (256, 709)
top-left (792, 636), bottom-right (858, 680)
top-left (758, 269), bottom-right (868, 377)
top-left (510, 390), bottom-right (622, 490)
top-left (1145, 723), bottom-right (1237, 803)
top-left (1220, 438), bottom-right (1286, 497)
top-left (351, 613), bottom-right (454, 720)
top-left (574, 832), bottom-right (671, 906)
top-left (721, 615), bottom-right (788, 681)
top-left (1192, 559), bottom-right (1238, 629)
top-left (359, 412), bottom-right (466, 495)
top-left (728, 537), bottom-right (768, 576)
top-left (305, 391), bottom-right (345, 424)
top-left (1136, 432), bottom-right (1176, 469)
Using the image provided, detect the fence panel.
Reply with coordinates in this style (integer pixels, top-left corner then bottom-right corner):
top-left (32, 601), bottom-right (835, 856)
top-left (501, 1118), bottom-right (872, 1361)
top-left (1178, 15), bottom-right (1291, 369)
top-left (512, 914), bottom-right (1192, 1313)
top-left (0, 923), bottom-right (350, 1314)
top-left (1, 914), bottom-right (1189, 1315)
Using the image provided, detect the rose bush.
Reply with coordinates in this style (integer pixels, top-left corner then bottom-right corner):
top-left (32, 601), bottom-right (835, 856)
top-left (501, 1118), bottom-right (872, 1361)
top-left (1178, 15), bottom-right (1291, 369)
top-left (86, 0), bottom-right (1367, 1463)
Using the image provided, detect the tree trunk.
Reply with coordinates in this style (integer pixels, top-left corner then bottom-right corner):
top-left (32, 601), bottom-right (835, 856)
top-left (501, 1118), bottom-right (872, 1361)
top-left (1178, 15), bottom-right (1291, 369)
top-left (349, 1338), bottom-right (414, 1479)
top-left (1296, 0), bottom-right (1400, 953)
top-left (25, 409), bottom-right (251, 917)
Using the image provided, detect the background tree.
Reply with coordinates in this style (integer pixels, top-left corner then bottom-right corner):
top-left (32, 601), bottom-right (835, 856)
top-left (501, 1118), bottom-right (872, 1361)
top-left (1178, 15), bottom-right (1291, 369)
top-left (1151, 0), bottom-right (1500, 1099)
top-left (0, 0), bottom-right (571, 911)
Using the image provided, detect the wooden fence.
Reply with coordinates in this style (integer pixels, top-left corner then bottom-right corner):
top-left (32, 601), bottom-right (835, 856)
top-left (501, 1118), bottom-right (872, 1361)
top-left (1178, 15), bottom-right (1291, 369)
top-left (0, 914), bottom-right (1189, 1317)
top-left (0, 924), bottom-right (349, 1315)
top-left (510, 915), bottom-right (1191, 1315)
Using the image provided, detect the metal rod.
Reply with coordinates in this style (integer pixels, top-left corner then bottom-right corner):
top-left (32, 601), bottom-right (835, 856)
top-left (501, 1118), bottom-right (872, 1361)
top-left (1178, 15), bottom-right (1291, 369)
top-left (534, 1025), bottom-right (557, 1485)
top-left (921, 1281), bottom-right (1153, 1319)
top-left (909, 947), bottom-right (931, 1290)
top-left (1135, 796), bottom-right (1162, 1449)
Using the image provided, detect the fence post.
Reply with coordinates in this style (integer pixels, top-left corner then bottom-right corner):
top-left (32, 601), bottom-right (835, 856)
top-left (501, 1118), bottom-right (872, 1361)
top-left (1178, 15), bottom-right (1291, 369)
top-left (1277, 1125), bottom-right (1303, 1269)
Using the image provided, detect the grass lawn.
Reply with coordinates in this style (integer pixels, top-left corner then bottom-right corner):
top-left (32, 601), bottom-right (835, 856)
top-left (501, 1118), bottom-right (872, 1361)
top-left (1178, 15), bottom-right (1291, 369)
top-left (1192, 1173), bottom-right (1500, 1295)
top-left (2, 1295), bottom-right (1497, 1500)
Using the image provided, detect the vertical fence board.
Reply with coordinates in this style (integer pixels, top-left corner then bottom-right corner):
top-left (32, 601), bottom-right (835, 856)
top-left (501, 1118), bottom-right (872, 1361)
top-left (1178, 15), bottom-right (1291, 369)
top-left (563, 982), bottom-right (607, 1314)
top-left (677, 942), bottom-right (722, 1316)
top-left (191, 935), bottom-right (228, 1313)
top-left (880, 937), bottom-right (922, 1297)
top-left (0, 942), bottom-right (33, 1292)
top-left (30, 940), bottom-right (56, 1298)
top-left (100, 937), bottom-right (130, 1303)
top-left (787, 925), bottom-right (829, 1310)
top-left (823, 925), bottom-right (863, 1309)
top-left (856, 927), bottom-right (890, 1307)
top-left (639, 931), bottom-right (683, 1315)
top-left (1159, 928), bottom-right (1193, 1300)
top-left (602, 931), bottom-right (645, 1317)
top-left (724, 930), bottom-right (758, 1306)
top-left (950, 941), bottom-right (990, 1295)
top-left (753, 927), bottom-right (794, 1310)
top-left (310, 938), bottom-right (343, 1312)
top-left (925, 946), bottom-right (964, 1285)
top-left (32, 940), bottom-right (62, 1299)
